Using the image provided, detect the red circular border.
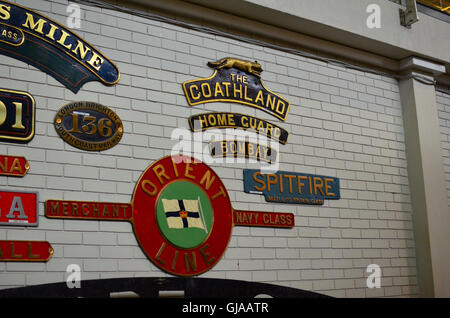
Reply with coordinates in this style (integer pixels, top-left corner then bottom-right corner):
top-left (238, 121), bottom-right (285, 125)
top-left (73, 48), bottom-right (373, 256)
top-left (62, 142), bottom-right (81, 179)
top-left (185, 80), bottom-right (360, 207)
top-left (131, 155), bottom-right (233, 276)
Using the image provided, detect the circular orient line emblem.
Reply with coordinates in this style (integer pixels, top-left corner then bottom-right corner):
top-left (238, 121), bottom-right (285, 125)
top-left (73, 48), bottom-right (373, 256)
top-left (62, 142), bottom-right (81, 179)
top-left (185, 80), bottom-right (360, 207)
top-left (131, 155), bottom-right (233, 277)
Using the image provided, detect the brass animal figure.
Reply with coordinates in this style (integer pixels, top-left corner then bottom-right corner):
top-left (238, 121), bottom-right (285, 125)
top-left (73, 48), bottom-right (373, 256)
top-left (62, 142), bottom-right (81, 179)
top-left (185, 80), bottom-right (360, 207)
top-left (207, 58), bottom-right (263, 77)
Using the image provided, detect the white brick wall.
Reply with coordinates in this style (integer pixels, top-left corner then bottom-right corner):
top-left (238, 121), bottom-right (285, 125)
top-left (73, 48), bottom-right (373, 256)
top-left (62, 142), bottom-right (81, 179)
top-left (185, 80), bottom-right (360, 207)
top-left (0, 0), bottom-right (418, 297)
top-left (437, 89), bottom-right (450, 214)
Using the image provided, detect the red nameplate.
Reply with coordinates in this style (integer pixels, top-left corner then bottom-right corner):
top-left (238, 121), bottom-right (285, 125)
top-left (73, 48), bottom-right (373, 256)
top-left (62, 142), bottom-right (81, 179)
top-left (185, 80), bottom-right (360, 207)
top-left (0, 240), bottom-right (53, 262)
top-left (45, 200), bottom-right (132, 221)
top-left (0, 190), bottom-right (38, 226)
top-left (0, 155), bottom-right (29, 177)
top-left (233, 210), bottom-right (294, 228)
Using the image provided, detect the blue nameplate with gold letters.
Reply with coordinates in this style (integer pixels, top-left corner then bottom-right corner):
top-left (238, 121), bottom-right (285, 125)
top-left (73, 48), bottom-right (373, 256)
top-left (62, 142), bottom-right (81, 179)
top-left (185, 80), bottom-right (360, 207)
top-left (0, 1), bottom-right (120, 93)
top-left (243, 169), bottom-right (340, 205)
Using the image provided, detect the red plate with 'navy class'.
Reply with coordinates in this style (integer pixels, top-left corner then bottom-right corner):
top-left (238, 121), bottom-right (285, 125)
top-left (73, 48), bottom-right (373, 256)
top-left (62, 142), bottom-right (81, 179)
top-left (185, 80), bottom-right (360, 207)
top-left (131, 155), bottom-right (233, 277)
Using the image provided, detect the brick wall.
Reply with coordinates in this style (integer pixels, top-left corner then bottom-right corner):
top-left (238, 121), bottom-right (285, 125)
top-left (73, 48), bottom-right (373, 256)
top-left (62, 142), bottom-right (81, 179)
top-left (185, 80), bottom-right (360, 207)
top-left (0, 0), bottom-right (418, 297)
top-left (437, 89), bottom-right (450, 214)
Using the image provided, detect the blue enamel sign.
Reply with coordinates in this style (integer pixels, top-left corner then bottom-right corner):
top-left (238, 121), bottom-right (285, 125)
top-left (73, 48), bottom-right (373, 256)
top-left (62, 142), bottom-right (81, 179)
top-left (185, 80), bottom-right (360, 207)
top-left (0, 1), bottom-right (120, 93)
top-left (243, 169), bottom-right (340, 205)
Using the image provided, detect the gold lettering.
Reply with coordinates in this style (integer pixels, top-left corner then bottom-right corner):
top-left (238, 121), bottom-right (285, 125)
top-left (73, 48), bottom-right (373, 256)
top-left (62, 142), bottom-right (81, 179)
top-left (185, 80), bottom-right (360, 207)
top-left (189, 85), bottom-right (201, 100)
top-left (171, 158), bottom-right (179, 177)
top-left (276, 100), bottom-right (286, 115)
top-left (12, 102), bottom-right (25, 129)
top-left (10, 158), bottom-right (23, 174)
top-left (201, 83), bottom-right (211, 98)
top-left (279, 173), bottom-right (283, 193)
top-left (86, 51), bottom-right (104, 71)
top-left (284, 174), bottom-right (295, 194)
top-left (102, 205), bottom-right (110, 217)
top-left (273, 127), bottom-right (281, 138)
top-left (207, 114), bottom-right (216, 126)
top-left (264, 145), bottom-right (270, 158)
top-left (199, 244), bottom-right (215, 266)
top-left (184, 252), bottom-right (197, 273)
top-left (112, 205), bottom-right (119, 217)
top-left (266, 123), bottom-right (273, 137)
top-left (120, 205), bottom-right (128, 218)
top-left (153, 164), bottom-right (170, 185)
top-left (313, 177), bottom-right (324, 195)
top-left (229, 141), bottom-right (236, 154)
top-left (200, 169), bottom-right (216, 191)
top-left (171, 250), bottom-right (179, 271)
top-left (27, 242), bottom-right (40, 259)
top-left (0, 101), bottom-right (9, 125)
top-left (266, 174), bottom-right (277, 192)
top-left (256, 145), bottom-right (264, 158)
top-left (241, 116), bottom-right (248, 128)
top-left (253, 172), bottom-right (266, 191)
top-left (57, 29), bottom-right (73, 50)
top-left (220, 141), bottom-right (227, 155)
top-left (254, 90), bottom-right (264, 104)
top-left (273, 214), bottom-right (280, 224)
top-left (324, 178), bottom-right (335, 197)
top-left (214, 82), bottom-right (224, 97)
top-left (212, 186), bottom-right (227, 200)
top-left (198, 114), bottom-right (207, 128)
top-left (222, 82), bottom-right (231, 97)
top-left (141, 179), bottom-right (157, 196)
top-left (233, 84), bottom-right (242, 99)
top-left (45, 23), bottom-right (59, 41)
top-left (0, 4), bottom-right (11, 21)
top-left (50, 202), bottom-right (60, 215)
top-left (256, 120), bottom-right (265, 133)
top-left (298, 176), bottom-right (307, 194)
top-left (155, 242), bottom-right (166, 265)
top-left (266, 94), bottom-right (276, 111)
top-left (227, 113), bottom-right (235, 125)
top-left (244, 86), bottom-right (252, 101)
top-left (184, 162), bottom-right (196, 180)
top-left (237, 141), bottom-right (246, 155)
top-left (62, 202), bottom-right (69, 215)
top-left (72, 203), bottom-right (79, 216)
top-left (286, 214), bottom-right (293, 226)
top-left (247, 142), bottom-right (254, 156)
top-left (82, 204), bottom-right (90, 216)
top-left (216, 113), bottom-right (226, 126)
top-left (11, 243), bottom-right (22, 259)
top-left (309, 176), bottom-right (313, 194)
top-left (72, 40), bottom-right (91, 59)
top-left (0, 157), bottom-right (6, 172)
top-left (22, 13), bottom-right (46, 34)
top-left (235, 211), bottom-right (244, 224)
top-left (92, 205), bottom-right (100, 216)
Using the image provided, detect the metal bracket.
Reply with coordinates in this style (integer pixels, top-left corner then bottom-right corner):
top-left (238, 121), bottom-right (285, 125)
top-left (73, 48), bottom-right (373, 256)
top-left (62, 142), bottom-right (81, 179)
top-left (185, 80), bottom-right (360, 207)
top-left (399, 0), bottom-right (419, 28)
